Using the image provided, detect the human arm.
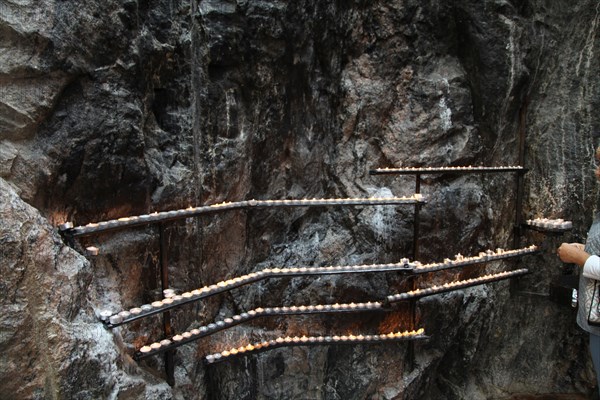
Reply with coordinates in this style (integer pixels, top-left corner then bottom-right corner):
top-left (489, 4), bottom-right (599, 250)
top-left (557, 242), bottom-right (600, 280)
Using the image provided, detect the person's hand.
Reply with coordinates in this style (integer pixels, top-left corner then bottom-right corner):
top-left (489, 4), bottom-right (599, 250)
top-left (570, 243), bottom-right (585, 251)
top-left (557, 242), bottom-right (590, 266)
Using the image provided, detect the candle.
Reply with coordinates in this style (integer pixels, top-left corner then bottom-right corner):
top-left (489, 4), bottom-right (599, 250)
top-left (150, 342), bottom-right (161, 350)
top-left (140, 346), bottom-right (152, 353)
top-left (99, 310), bottom-right (113, 321)
top-left (86, 246), bottom-right (99, 256)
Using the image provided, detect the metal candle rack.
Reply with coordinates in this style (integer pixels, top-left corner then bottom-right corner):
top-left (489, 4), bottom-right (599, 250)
top-left (131, 246), bottom-right (538, 361)
top-left (57, 166), bottom-right (543, 384)
top-left (58, 195), bottom-right (425, 384)
top-left (203, 329), bottom-right (428, 365)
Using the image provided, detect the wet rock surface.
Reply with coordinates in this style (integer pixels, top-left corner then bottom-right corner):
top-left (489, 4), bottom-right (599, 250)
top-left (1, 0), bottom-right (599, 399)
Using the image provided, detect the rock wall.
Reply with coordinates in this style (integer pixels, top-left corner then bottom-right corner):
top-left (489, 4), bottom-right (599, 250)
top-left (1, 0), bottom-right (599, 399)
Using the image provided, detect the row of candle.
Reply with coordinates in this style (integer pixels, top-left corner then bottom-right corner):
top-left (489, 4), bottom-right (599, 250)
top-left (386, 268), bottom-right (529, 303)
top-left (413, 245), bottom-right (537, 273)
top-left (60, 197), bottom-right (424, 235)
top-left (203, 328), bottom-right (426, 364)
top-left (136, 302), bottom-right (386, 356)
top-left (100, 245), bottom-right (537, 326)
top-left (373, 165), bottom-right (524, 172)
top-left (526, 218), bottom-right (573, 230)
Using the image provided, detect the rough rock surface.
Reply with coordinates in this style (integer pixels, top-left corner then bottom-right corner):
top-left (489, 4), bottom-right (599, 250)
top-left (1, 0), bottom-right (599, 399)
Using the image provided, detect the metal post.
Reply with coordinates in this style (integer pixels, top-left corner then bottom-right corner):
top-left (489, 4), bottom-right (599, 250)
top-left (513, 98), bottom-right (529, 249)
top-left (413, 174), bottom-right (421, 260)
top-left (159, 223), bottom-right (175, 386)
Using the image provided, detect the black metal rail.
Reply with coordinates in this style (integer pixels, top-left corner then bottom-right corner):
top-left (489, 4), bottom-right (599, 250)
top-left (102, 262), bottom-right (414, 328)
top-left (369, 166), bottom-right (526, 175)
top-left (385, 268), bottom-right (530, 304)
top-left (58, 197), bottom-right (425, 238)
top-left (134, 301), bottom-right (387, 360)
top-left (102, 245), bottom-right (538, 328)
top-left (202, 329), bottom-right (428, 365)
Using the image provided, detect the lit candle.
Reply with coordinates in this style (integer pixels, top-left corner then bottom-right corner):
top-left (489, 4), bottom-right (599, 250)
top-left (130, 307), bottom-right (142, 315)
top-left (173, 335), bottom-right (183, 342)
top-left (150, 342), bottom-right (161, 350)
top-left (99, 310), bottom-right (113, 321)
top-left (140, 346), bottom-right (152, 353)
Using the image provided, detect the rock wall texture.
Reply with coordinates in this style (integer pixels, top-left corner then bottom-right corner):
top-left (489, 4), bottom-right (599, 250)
top-left (1, 0), bottom-right (599, 399)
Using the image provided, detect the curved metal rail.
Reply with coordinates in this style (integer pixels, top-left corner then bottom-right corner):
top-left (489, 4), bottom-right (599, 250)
top-left (59, 196), bottom-right (425, 238)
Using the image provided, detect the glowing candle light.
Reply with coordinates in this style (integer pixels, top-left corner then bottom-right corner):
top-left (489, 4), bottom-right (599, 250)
top-left (140, 346), bottom-right (152, 353)
top-left (173, 335), bottom-right (183, 342)
top-left (182, 332), bottom-right (192, 339)
top-left (190, 329), bottom-right (200, 335)
top-left (99, 310), bottom-right (112, 321)
top-left (141, 304), bottom-right (152, 311)
top-left (150, 343), bottom-right (161, 350)
top-left (86, 246), bottom-right (99, 256)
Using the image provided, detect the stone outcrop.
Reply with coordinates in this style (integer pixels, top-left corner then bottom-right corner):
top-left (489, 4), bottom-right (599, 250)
top-left (1, 0), bottom-right (599, 399)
